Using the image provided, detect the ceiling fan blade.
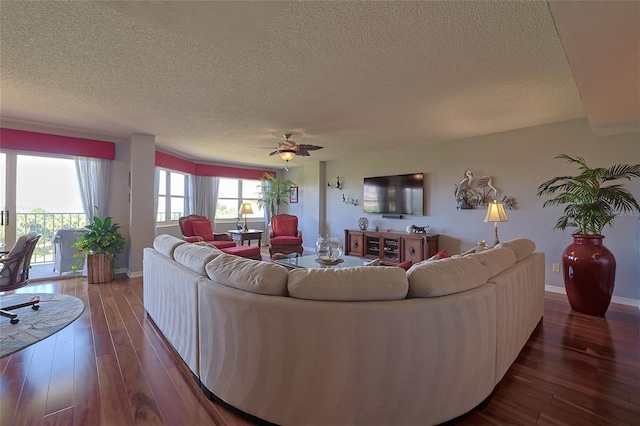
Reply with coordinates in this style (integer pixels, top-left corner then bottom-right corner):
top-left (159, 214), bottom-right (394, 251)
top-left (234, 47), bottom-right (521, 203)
top-left (296, 144), bottom-right (323, 151)
top-left (269, 150), bottom-right (281, 156)
top-left (296, 150), bottom-right (311, 156)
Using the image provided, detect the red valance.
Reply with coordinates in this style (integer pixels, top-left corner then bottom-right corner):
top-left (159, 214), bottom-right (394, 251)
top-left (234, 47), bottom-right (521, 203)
top-left (0, 128), bottom-right (116, 159)
top-left (155, 151), bottom-right (275, 179)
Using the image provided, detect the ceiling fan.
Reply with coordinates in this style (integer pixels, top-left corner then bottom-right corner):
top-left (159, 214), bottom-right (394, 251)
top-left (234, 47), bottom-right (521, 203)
top-left (268, 133), bottom-right (323, 169)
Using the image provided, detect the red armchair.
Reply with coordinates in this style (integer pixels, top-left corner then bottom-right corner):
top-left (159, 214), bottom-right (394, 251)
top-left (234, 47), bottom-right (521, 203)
top-left (178, 215), bottom-right (236, 250)
top-left (269, 214), bottom-right (303, 258)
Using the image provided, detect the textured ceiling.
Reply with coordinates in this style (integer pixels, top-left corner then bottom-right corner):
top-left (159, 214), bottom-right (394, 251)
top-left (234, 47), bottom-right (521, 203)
top-left (0, 1), bottom-right (636, 169)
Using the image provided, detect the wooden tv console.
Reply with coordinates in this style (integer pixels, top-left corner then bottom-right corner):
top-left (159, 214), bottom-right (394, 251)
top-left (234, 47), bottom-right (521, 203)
top-left (344, 229), bottom-right (439, 265)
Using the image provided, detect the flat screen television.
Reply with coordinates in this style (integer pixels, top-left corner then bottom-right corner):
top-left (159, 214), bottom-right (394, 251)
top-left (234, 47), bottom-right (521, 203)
top-left (363, 173), bottom-right (424, 215)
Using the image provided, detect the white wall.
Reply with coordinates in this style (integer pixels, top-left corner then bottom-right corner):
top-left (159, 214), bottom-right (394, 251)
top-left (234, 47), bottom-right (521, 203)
top-left (127, 134), bottom-right (156, 277)
top-left (10, 118), bottom-right (638, 302)
top-left (309, 119), bottom-right (638, 301)
top-left (283, 162), bottom-right (325, 249)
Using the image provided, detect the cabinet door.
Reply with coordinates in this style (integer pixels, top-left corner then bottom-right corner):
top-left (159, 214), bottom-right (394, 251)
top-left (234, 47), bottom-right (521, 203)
top-left (365, 235), bottom-right (381, 258)
top-left (425, 236), bottom-right (439, 258)
top-left (403, 237), bottom-right (424, 263)
top-left (347, 231), bottom-right (364, 256)
top-left (382, 237), bottom-right (400, 263)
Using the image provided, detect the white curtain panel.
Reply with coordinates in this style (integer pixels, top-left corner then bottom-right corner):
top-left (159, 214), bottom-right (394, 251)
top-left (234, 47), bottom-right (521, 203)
top-left (186, 174), bottom-right (195, 216)
top-left (211, 177), bottom-right (219, 221)
top-left (75, 156), bottom-right (111, 223)
top-left (153, 167), bottom-right (160, 224)
top-left (193, 175), bottom-right (219, 220)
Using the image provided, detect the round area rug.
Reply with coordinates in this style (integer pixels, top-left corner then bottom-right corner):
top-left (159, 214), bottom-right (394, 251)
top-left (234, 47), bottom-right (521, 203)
top-left (0, 293), bottom-right (85, 358)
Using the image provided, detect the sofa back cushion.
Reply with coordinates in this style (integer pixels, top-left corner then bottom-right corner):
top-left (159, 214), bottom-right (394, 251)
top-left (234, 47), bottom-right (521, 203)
top-left (205, 253), bottom-right (289, 296)
top-left (496, 238), bottom-right (536, 262)
top-left (466, 248), bottom-right (516, 279)
top-left (271, 214), bottom-right (298, 236)
top-left (181, 217), bottom-right (196, 236)
top-left (191, 219), bottom-right (215, 241)
top-left (407, 256), bottom-right (490, 298)
top-left (173, 243), bottom-right (223, 275)
top-left (153, 234), bottom-right (187, 258)
top-left (287, 266), bottom-right (409, 301)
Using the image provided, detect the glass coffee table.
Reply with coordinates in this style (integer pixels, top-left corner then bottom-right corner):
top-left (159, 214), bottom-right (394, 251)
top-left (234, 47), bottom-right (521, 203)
top-left (274, 255), bottom-right (373, 269)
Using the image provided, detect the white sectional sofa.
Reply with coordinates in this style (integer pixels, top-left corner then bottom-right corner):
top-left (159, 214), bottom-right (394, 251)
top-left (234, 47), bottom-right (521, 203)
top-left (143, 234), bottom-right (545, 426)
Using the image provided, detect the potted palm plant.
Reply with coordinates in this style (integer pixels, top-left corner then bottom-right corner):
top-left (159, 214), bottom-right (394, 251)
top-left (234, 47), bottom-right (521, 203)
top-left (74, 212), bottom-right (126, 284)
top-left (257, 173), bottom-right (297, 217)
top-left (537, 154), bottom-right (640, 316)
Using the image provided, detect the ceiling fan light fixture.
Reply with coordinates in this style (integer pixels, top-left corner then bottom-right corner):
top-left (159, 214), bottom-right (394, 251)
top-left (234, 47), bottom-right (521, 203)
top-left (279, 150), bottom-right (296, 161)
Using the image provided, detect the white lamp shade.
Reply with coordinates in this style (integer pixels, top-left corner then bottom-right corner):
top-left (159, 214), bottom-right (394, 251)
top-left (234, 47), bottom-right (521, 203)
top-left (239, 203), bottom-right (253, 215)
top-left (484, 200), bottom-right (508, 223)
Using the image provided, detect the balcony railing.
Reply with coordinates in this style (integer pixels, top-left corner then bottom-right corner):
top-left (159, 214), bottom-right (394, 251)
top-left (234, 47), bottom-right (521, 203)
top-left (15, 212), bottom-right (87, 264)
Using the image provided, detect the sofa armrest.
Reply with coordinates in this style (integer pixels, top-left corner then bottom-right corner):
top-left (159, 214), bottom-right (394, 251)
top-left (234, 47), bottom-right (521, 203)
top-left (213, 232), bottom-right (232, 241)
top-left (184, 236), bottom-right (203, 243)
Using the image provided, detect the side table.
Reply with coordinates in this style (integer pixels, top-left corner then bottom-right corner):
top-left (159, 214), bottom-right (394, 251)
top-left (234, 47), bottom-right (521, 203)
top-left (228, 229), bottom-right (263, 246)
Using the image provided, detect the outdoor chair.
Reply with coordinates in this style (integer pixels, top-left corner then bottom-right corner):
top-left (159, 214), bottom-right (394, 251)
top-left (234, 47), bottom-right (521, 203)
top-left (53, 228), bottom-right (86, 275)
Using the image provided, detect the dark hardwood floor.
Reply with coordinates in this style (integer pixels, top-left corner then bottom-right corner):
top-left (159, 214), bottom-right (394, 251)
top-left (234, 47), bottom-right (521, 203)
top-left (1, 275), bottom-right (638, 425)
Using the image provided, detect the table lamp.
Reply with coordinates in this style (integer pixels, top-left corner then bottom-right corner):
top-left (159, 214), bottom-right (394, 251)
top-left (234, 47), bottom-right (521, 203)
top-left (484, 200), bottom-right (508, 246)
top-left (239, 203), bottom-right (253, 231)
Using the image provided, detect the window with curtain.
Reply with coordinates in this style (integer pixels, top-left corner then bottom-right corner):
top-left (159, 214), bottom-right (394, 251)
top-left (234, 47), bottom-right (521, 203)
top-left (216, 178), bottom-right (262, 219)
top-left (156, 169), bottom-right (189, 222)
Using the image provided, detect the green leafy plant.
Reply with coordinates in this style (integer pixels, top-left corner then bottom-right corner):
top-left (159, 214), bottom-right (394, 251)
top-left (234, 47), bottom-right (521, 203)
top-left (74, 212), bottom-right (126, 259)
top-left (257, 173), bottom-right (296, 217)
top-left (537, 154), bottom-right (640, 235)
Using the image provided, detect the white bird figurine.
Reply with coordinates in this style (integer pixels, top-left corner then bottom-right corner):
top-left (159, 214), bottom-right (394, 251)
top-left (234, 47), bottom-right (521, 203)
top-left (456, 170), bottom-right (474, 201)
top-left (460, 170), bottom-right (474, 191)
top-left (477, 175), bottom-right (498, 202)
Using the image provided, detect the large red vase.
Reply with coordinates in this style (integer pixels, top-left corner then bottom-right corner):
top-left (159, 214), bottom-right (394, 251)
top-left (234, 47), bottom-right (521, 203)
top-left (562, 234), bottom-right (616, 317)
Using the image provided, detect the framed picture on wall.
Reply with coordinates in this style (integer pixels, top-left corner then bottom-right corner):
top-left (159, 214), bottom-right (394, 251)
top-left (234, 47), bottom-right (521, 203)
top-left (290, 186), bottom-right (299, 203)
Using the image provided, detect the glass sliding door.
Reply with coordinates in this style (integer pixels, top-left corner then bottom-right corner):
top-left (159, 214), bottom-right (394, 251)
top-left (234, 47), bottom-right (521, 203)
top-left (0, 151), bottom-right (17, 251)
top-left (16, 154), bottom-right (85, 265)
top-left (1, 150), bottom-right (86, 279)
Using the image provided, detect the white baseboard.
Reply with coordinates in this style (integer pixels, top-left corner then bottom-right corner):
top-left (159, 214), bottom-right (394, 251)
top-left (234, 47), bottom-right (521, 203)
top-left (545, 285), bottom-right (639, 308)
top-left (127, 270), bottom-right (143, 278)
top-left (115, 267), bottom-right (142, 278)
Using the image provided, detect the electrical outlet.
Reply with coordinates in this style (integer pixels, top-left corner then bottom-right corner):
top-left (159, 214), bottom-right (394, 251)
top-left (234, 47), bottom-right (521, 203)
top-left (552, 263), bottom-right (560, 273)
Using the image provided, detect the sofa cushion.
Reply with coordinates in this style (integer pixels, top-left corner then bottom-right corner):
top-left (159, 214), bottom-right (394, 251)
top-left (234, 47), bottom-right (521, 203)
top-left (496, 238), bottom-right (536, 262)
top-left (222, 245), bottom-right (261, 258)
top-left (209, 240), bottom-right (237, 249)
top-left (205, 253), bottom-right (289, 296)
top-left (466, 248), bottom-right (516, 279)
top-left (396, 260), bottom-right (413, 270)
top-left (153, 234), bottom-right (187, 258)
top-left (191, 219), bottom-right (215, 241)
top-left (407, 256), bottom-right (490, 298)
top-left (173, 243), bottom-right (223, 275)
top-left (287, 267), bottom-right (409, 301)
top-left (270, 235), bottom-right (303, 245)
